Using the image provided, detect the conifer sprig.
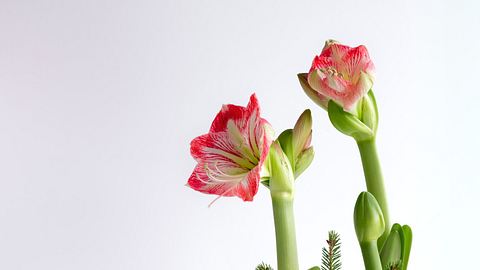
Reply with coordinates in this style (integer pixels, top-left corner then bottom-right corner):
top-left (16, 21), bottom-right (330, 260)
top-left (321, 231), bottom-right (342, 270)
top-left (255, 262), bottom-right (274, 270)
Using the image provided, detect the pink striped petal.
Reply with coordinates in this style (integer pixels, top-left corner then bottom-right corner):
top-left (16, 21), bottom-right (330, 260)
top-left (187, 165), bottom-right (260, 202)
top-left (209, 94), bottom-right (260, 133)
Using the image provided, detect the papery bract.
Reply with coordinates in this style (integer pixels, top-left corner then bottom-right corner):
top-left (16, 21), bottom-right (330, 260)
top-left (306, 40), bottom-right (375, 112)
top-left (187, 94), bottom-right (273, 204)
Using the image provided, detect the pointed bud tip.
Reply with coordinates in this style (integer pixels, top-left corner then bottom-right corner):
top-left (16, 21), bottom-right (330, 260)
top-left (292, 109), bottom-right (313, 161)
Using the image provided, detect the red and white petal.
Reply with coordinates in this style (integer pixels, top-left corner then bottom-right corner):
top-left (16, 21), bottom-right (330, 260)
top-left (342, 71), bottom-right (374, 112)
top-left (187, 163), bottom-right (260, 202)
top-left (209, 94), bottom-right (260, 133)
top-left (209, 104), bottom-right (247, 133)
top-left (309, 56), bottom-right (335, 74)
top-left (342, 45), bottom-right (375, 84)
top-left (257, 119), bottom-right (274, 162)
top-left (234, 166), bottom-right (261, 201)
top-left (321, 43), bottom-right (351, 61)
top-left (308, 68), bottom-right (349, 99)
top-left (191, 132), bottom-right (256, 170)
top-left (226, 119), bottom-right (260, 165)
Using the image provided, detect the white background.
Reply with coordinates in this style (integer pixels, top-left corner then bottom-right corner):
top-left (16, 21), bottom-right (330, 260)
top-left (1, 0), bottom-right (479, 269)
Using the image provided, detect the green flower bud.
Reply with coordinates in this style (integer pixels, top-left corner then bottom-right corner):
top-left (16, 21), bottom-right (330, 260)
top-left (354, 191), bottom-right (386, 243)
top-left (276, 110), bottom-right (314, 179)
top-left (292, 109), bottom-right (312, 159)
top-left (262, 110), bottom-right (314, 189)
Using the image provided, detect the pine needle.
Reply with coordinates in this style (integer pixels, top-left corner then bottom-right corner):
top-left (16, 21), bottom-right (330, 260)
top-left (321, 231), bottom-right (342, 270)
top-left (255, 262), bottom-right (274, 270)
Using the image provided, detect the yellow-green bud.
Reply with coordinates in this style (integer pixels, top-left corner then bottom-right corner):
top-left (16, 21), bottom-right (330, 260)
top-left (276, 109), bottom-right (314, 179)
top-left (354, 192), bottom-right (386, 243)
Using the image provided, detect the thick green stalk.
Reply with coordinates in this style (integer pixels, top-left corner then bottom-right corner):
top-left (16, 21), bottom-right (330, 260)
top-left (360, 241), bottom-right (383, 270)
top-left (271, 192), bottom-right (299, 270)
top-left (357, 139), bottom-right (390, 249)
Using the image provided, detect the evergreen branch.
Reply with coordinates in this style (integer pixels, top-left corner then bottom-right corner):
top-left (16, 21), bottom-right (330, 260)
top-left (321, 231), bottom-right (342, 270)
top-left (256, 262), bottom-right (274, 270)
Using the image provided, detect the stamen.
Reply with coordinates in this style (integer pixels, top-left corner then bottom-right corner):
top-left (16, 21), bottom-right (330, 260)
top-left (212, 162), bottom-right (248, 178)
top-left (205, 168), bottom-right (240, 183)
top-left (208, 178), bottom-right (245, 208)
top-left (205, 148), bottom-right (256, 170)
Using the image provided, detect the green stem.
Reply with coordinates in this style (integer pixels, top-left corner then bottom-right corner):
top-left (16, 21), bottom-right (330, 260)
top-left (357, 138), bottom-right (390, 249)
top-left (360, 241), bottom-right (383, 270)
top-left (271, 192), bottom-right (299, 270)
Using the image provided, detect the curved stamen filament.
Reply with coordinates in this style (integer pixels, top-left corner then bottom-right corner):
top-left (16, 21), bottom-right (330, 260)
top-left (208, 176), bottom-right (247, 208)
top-left (205, 147), bottom-right (256, 170)
top-left (212, 162), bottom-right (248, 178)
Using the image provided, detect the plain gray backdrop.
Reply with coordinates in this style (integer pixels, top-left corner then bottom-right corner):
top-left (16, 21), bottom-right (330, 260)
top-left (1, 0), bottom-right (479, 269)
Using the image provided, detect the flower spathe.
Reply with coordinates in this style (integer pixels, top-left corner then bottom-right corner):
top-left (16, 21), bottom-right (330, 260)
top-left (306, 40), bottom-right (375, 112)
top-left (188, 94), bottom-right (273, 203)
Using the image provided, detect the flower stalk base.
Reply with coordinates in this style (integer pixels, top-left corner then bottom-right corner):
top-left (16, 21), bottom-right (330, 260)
top-left (271, 193), bottom-right (299, 270)
top-left (360, 241), bottom-right (383, 270)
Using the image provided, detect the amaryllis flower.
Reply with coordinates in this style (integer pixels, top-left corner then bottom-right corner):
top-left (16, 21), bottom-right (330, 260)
top-left (301, 40), bottom-right (375, 112)
top-left (187, 94), bottom-right (273, 204)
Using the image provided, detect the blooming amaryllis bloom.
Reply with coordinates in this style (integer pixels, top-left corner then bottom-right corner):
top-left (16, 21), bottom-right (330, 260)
top-left (187, 94), bottom-right (273, 205)
top-left (306, 40), bottom-right (375, 112)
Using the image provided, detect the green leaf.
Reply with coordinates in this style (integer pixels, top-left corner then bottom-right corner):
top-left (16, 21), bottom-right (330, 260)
top-left (308, 267), bottom-right (321, 270)
top-left (401, 225), bottom-right (412, 270)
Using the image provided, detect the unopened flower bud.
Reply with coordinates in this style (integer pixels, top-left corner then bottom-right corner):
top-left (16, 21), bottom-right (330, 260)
top-left (276, 110), bottom-right (315, 179)
top-left (354, 192), bottom-right (385, 243)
